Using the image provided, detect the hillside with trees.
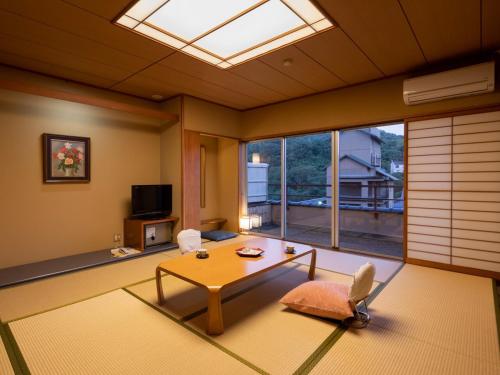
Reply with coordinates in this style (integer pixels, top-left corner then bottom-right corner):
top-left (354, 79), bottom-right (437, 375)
top-left (247, 128), bottom-right (404, 201)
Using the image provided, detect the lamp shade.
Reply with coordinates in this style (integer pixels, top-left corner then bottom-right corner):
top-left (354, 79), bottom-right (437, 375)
top-left (251, 215), bottom-right (262, 228)
top-left (252, 153), bottom-right (261, 164)
top-left (239, 216), bottom-right (252, 231)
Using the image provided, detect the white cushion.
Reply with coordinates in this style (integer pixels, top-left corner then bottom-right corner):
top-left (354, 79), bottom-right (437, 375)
top-left (349, 262), bottom-right (375, 303)
top-left (177, 229), bottom-right (201, 254)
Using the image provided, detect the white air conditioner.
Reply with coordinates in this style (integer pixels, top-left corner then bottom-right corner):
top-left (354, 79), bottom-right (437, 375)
top-left (403, 62), bottom-right (495, 105)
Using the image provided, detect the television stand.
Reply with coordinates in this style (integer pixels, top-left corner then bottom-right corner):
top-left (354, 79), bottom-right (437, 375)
top-left (124, 217), bottom-right (178, 251)
top-left (130, 214), bottom-right (169, 220)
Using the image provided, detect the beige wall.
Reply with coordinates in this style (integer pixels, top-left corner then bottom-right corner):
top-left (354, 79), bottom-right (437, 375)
top-left (160, 97), bottom-right (182, 238)
top-left (241, 74), bottom-right (500, 139)
top-left (0, 88), bottom-right (162, 268)
top-left (183, 95), bottom-right (242, 138)
top-left (6, 62), bottom-right (499, 268)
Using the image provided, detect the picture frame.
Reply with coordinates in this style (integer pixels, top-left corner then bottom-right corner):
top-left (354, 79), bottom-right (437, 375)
top-left (42, 133), bottom-right (91, 183)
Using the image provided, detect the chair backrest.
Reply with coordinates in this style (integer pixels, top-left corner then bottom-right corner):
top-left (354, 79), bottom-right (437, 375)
top-left (349, 262), bottom-right (376, 303)
top-left (177, 229), bottom-right (201, 254)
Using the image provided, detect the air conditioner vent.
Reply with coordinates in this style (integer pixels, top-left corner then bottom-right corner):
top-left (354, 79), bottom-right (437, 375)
top-left (403, 62), bottom-right (495, 105)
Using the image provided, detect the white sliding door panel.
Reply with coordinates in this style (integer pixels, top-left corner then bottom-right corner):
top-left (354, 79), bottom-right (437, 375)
top-left (453, 152), bottom-right (500, 163)
top-left (454, 142), bottom-right (500, 153)
top-left (450, 110), bottom-right (500, 273)
top-left (408, 241), bottom-right (451, 255)
top-left (452, 237), bottom-right (500, 252)
top-left (407, 191), bottom-right (451, 200)
top-left (453, 111), bottom-right (500, 125)
top-left (407, 117), bottom-right (452, 130)
top-left (407, 199), bottom-right (451, 209)
top-left (452, 210), bottom-right (500, 222)
top-left (407, 216), bottom-right (450, 227)
top-left (407, 118), bottom-right (452, 264)
top-left (452, 257), bottom-right (500, 272)
top-left (453, 121), bottom-right (500, 134)
top-left (408, 250), bottom-right (450, 263)
top-left (408, 126), bottom-right (451, 139)
top-left (408, 154), bottom-right (452, 165)
top-left (409, 136), bottom-right (451, 148)
top-left (452, 191), bottom-right (500, 201)
top-left (454, 132), bottom-right (500, 144)
top-left (453, 162), bottom-right (500, 172)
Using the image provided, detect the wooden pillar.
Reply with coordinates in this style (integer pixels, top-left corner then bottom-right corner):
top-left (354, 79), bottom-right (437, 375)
top-left (182, 130), bottom-right (201, 229)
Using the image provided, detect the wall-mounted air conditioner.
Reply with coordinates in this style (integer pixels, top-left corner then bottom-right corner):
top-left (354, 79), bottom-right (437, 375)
top-left (403, 61), bottom-right (495, 105)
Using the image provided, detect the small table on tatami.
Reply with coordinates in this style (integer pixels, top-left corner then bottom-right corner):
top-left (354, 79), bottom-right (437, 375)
top-left (155, 237), bottom-right (316, 335)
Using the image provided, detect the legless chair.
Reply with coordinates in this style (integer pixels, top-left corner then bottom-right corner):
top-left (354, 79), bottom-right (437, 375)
top-left (279, 262), bottom-right (376, 326)
top-left (346, 262), bottom-right (376, 328)
top-left (177, 229), bottom-right (202, 254)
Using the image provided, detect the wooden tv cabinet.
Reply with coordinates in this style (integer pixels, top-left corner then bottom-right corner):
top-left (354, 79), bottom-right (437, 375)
top-left (124, 217), bottom-right (178, 251)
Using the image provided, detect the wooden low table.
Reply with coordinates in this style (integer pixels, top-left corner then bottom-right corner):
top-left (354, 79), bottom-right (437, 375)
top-left (156, 237), bottom-right (316, 335)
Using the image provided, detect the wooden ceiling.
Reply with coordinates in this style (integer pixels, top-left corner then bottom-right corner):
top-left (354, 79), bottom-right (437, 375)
top-left (0, 0), bottom-right (498, 110)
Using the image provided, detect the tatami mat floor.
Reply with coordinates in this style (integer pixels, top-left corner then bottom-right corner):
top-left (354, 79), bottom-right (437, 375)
top-left (185, 266), bottom-right (377, 375)
top-left (0, 332), bottom-right (14, 375)
top-left (9, 290), bottom-right (258, 375)
top-left (309, 323), bottom-right (499, 375)
top-left (0, 236), bottom-right (498, 374)
top-left (0, 236), bottom-right (250, 322)
top-left (294, 248), bottom-right (401, 283)
top-left (310, 265), bottom-right (500, 375)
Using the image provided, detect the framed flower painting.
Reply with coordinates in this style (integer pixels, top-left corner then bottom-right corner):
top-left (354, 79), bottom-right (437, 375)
top-left (42, 134), bottom-right (90, 183)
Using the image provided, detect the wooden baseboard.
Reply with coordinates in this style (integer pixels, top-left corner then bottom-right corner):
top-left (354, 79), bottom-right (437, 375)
top-left (406, 258), bottom-right (500, 280)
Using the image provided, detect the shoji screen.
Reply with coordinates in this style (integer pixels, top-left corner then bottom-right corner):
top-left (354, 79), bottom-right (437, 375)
top-left (451, 110), bottom-right (500, 273)
top-left (407, 118), bottom-right (452, 264)
top-left (407, 109), bottom-right (500, 275)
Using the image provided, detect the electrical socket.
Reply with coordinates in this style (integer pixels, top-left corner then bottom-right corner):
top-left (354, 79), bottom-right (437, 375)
top-left (113, 233), bottom-right (121, 242)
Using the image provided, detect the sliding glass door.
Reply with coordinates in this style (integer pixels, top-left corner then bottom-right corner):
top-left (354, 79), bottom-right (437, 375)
top-left (338, 124), bottom-right (404, 258)
top-left (243, 123), bottom-right (404, 259)
top-left (246, 139), bottom-right (282, 237)
top-left (285, 133), bottom-right (332, 247)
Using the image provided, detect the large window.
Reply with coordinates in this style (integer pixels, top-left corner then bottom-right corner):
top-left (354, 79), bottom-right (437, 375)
top-left (285, 133), bottom-right (332, 247)
top-left (338, 124), bottom-right (404, 257)
top-left (246, 139), bottom-right (282, 237)
top-left (244, 123), bottom-right (404, 259)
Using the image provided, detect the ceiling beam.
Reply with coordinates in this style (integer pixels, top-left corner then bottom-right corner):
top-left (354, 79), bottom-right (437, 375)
top-left (0, 79), bottom-right (178, 122)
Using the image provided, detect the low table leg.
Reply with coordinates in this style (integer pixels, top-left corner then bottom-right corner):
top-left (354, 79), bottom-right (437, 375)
top-left (308, 249), bottom-right (317, 280)
top-left (206, 287), bottom-right (224, 335)
top-left (156, 267), bottom-right (165, 305)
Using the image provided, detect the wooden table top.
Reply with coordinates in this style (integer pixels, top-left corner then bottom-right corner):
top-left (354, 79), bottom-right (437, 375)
top-left (157, 237), bottom-right (314, 289)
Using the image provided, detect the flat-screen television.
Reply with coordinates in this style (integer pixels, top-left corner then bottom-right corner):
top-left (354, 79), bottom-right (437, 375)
top-left (131, 184), bottom-right (172, 219)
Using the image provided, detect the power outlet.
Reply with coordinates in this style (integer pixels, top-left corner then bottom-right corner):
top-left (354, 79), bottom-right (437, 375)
top-left (113, 233), bottom-right (121, 242)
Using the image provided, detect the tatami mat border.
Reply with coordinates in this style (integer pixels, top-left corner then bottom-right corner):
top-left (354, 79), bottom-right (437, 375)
top-left (178, 264), bottom-right (300, 322)
top-left (121, 288), bottom-right (269, 375)
top-left (293, 262), bottom-right (405, 375)
top-left (3, 252), bottom-right (405, 375)
top-left (125, 263), bottom-right (404, 375)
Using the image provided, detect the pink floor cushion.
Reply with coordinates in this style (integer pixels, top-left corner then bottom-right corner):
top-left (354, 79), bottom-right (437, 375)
top-left (279, 281), bottom-right (354, 320)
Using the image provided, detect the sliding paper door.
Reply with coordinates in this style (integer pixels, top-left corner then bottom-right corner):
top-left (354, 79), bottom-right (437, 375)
top-left (407, 118), bottom-right (452, 263)
top-left (451, 111), bottom-right (500, 273)
top-left (407, 109), bottom-right (500, 274)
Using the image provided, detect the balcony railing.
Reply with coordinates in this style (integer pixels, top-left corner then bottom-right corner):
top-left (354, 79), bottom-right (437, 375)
top-left (256, 182), bottom-right (403, 212)
top-left (248, 182), bottom-right (404, 257)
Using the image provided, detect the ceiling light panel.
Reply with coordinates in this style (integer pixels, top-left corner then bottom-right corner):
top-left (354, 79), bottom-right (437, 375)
top-left (227, 26), bottom-right (314, 65)
top-left (147, 0), bottom-right (262, 42)
top-left (194, 0), bottom-right (304, 58)
top-left (115, 0), bottom-right (334, 68)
